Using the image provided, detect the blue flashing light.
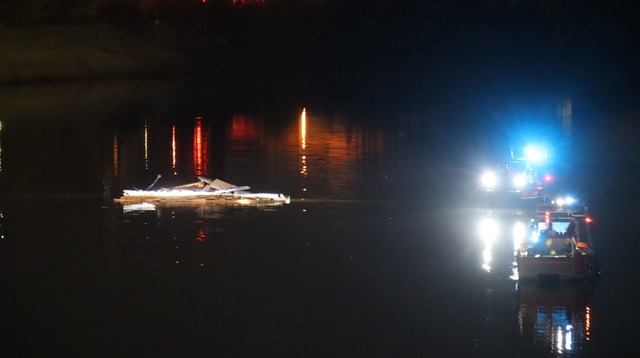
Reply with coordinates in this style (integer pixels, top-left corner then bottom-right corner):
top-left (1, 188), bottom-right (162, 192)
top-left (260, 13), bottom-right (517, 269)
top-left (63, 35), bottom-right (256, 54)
top-left (530, 231), bottom-right (539, 243)
top-left (555, 196), bottom-right (577, 207)
top-left (524, 145), bottom-right (547, 162)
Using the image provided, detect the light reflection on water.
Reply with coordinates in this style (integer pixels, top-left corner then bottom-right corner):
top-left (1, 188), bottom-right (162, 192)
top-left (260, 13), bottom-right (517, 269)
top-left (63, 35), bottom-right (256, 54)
top-left (516, 281), bottom-right (595, 356)
top-left (109, 106), bottom-right (393, 203)
top-left (0, 82), bottom-right (636, 356)
top-left (474, 208), bottom-right (531, 277)
top-left (0, 209), bottom-right (4, 240)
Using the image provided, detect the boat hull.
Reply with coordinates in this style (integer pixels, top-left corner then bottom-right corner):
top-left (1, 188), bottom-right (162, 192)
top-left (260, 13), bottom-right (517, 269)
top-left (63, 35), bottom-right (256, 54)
top-left (516, 253), bottom-right (595, 281)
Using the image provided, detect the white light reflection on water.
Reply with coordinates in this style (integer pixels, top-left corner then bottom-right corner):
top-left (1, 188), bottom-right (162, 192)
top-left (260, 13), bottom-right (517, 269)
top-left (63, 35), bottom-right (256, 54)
top-left (551, 323), bottom-right (575, 355)
top-left (481, 247), bottom-right (492, 272)
top-left (565, 325), bottom-right (574, 351)
top-left (513, 221), bottom-right (526, 251)
top-left (144, 118), bottom-right (149, 170)
top-left (475, 212), bottom-right (531, 278)
top-left (171, 124), bottom-right (177, 175)
top-left (510, 261), bottom-right (520, 281)
top-left (477, 216), bottom-right (528, 274)
top-left (0, 210), bottom-right (4, 240)
top-left (511, 221), bottom-right (527, 280)
top-left (554, 326), bottom-right (564, 354)
top-left (478, 218), bottom-right (498, 272)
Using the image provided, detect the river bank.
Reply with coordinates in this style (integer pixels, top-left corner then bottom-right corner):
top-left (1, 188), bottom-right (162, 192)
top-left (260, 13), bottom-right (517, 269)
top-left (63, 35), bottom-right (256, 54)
top-left (0, 23), bottom-right (190, 84)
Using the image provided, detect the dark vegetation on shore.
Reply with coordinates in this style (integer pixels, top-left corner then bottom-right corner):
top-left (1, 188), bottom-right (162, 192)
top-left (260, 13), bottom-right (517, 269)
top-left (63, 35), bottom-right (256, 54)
top-left (0, 0), bottom-right (638, 103)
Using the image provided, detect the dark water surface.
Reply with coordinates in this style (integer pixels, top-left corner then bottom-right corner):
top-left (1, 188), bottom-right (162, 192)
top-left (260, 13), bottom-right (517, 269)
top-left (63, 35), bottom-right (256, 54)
top-left (1, 80), bottom-right (639, 357)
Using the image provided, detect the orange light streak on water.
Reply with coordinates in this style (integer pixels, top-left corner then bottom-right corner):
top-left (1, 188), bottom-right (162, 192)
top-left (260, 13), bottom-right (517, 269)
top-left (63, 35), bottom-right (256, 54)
top-left (113, 129), bottom-right (119, 177)
top-left (300, 108), bottom-right (308, 177)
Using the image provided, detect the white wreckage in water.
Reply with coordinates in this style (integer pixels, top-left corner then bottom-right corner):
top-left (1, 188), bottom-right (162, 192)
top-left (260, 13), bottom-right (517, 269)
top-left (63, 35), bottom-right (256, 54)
top-left (115, 176), bottom-right (291, 208)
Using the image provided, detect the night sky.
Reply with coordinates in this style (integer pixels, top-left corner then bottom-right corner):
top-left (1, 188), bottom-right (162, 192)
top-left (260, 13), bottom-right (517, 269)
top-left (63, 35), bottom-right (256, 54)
top-left (1, 0), bottom-right (638, 103)
top-left (208, 0), bottom-right (640, 109)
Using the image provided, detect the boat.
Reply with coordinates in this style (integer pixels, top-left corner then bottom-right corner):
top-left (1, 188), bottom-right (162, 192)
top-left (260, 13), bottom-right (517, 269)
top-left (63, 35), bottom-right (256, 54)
top-left (515, 198), bottom-right (599, 281)
top-left (114, 176), bottom-right (291, 207)
top-left (479, 145), bottom-right (553, 196)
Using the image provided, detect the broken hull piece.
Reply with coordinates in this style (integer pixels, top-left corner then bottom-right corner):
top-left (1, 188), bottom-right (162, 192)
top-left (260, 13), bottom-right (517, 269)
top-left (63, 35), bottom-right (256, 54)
top-left (115, 177), bottom-right (290, 207)
top-left (115, 190), bottom-right (291, 207)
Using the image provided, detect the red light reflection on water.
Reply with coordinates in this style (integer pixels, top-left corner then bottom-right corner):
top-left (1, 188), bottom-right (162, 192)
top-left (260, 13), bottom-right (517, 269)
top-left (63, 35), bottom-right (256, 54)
top-left (230, 115), bottom-right (257, 142)
top-left (172, 220), bottom-right (210, 267)
top-left (196, 228), bottom-right (207, 242)
top-left (228, 115), bottom-right (261, 163)
top-left (193, 117), bottom-right (209, 176)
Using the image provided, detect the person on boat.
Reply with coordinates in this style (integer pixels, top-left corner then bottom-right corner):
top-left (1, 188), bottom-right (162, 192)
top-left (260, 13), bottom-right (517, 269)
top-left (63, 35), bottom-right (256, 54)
top-left (561, 237), bottom-right (574, 255)
top-left (566, 219), bottom-right (579, 239)
top-left (546, 226), bottom-right (558, 238)
top-left (529, 228), bottom-right (552, 256)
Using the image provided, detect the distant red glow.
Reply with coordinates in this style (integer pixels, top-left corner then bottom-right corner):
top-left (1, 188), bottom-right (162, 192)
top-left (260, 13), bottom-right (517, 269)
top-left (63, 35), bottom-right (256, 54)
top-left (544, 174), bottom-right (553, 183)
top-left (231, 115), bottom-right (257, 140)
top-left (230, 115), bottom-right (260, 155)
top-left (585, 217), bottom-right (593, 223)
top-left (233, 0), bottom-right (265, 6)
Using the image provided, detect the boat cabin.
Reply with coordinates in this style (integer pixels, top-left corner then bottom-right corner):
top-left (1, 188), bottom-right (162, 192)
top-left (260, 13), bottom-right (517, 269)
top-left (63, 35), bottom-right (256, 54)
top-left (516, 202), bottom-right (597, 280)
